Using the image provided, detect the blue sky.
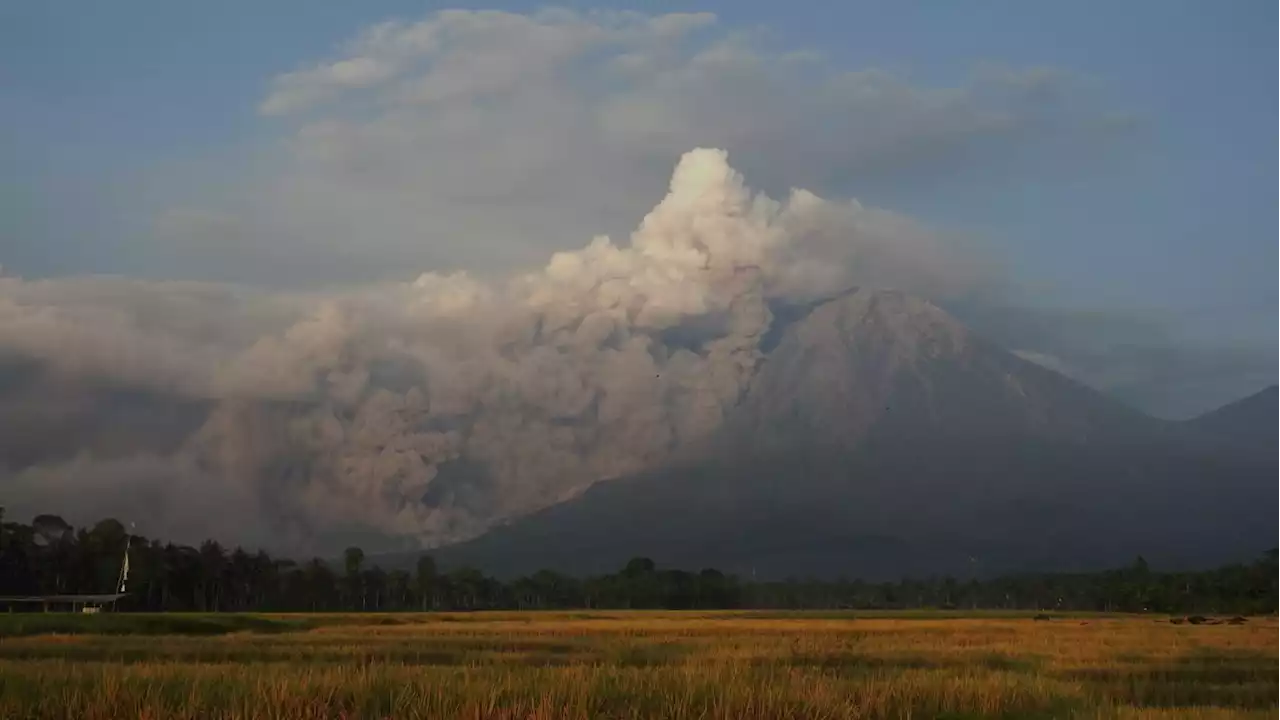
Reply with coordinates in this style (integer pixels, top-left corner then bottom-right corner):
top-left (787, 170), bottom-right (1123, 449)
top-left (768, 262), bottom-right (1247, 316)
top-left (0, 1), bottom-right (1275, 415)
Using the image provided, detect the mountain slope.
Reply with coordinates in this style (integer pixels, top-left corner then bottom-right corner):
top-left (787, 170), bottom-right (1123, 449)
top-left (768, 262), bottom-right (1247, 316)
top-left (1185, 385), bottom-right (1277, 451)
top-left (419, 289), bottom-right (1275, 580)
top-left (726, 289), bottom-right (1148, 448)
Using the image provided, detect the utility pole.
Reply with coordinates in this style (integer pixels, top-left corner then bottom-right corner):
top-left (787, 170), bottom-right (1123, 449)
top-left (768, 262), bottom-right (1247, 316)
top-left (112, 523), bottom-right (134, 613)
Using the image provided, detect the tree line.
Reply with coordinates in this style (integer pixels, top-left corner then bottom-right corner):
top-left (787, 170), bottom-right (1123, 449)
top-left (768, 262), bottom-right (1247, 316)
top-left (1, 509), bottom-right (1275, 614)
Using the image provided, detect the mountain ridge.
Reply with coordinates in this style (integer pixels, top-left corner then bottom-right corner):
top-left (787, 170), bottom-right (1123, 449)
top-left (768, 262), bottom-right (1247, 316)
top-left (1184, 384), bottom-right (1277, 450)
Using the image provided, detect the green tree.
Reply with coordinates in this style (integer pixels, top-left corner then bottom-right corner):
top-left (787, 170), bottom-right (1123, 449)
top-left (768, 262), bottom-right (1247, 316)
top-left (386, 570), bottom-right (411, 610)
top-left (197, 540), bottom-right (227, 611)
top-left (415, 554), bottom-right (438, 611)
top-left (343, 547), bottom-right (365, 611)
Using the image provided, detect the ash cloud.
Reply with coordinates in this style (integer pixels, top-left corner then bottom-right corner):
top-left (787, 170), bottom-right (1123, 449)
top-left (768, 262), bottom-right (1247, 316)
top-left (2, 9), bottom-right (1265, 551)
top-left (142, 10), bottom-right (1118, 287)
top-left (1, 148), bottom-right (987, 552)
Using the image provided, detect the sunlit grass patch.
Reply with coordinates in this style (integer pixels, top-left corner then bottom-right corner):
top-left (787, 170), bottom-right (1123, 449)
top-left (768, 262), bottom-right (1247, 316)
top-left (0, 611), bottom-right (1273, 719)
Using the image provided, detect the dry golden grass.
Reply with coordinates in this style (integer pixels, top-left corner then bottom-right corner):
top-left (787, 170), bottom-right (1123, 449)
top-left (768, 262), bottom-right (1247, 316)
top-left (0, 611), bottom-right (1274, 719)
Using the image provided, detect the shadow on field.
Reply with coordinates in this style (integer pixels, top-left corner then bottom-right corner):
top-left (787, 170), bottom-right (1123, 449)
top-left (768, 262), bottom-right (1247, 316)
top-left (0, 613), bottom-right (566, 639)
top-left (764, 652), bottom-right (1041, 674)
top-left (1062, 649), bottom-right (1278, 709)
top-left (0, 637), bottom-right (690, 669)
top-left (0, 614), bottom-right (305, 637)
top-left (611, 643), bottom-right (690, 667)
top-left (763, 654), bottom-right (938, 671)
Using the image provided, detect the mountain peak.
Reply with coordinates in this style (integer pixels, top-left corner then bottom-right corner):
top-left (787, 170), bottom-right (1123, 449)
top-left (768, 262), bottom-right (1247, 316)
top-left (731, 287), bottom-right (1131, 449)
top-left (791, 287), bottom-right (972, 360)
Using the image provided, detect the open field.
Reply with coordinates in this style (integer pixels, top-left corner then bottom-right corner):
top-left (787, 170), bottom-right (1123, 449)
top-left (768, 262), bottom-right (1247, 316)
top-left (0, 611), bottom-right (1274, 719)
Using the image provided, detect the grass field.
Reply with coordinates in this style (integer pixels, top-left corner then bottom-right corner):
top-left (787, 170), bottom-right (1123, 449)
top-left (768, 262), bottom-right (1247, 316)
top-left (0, 611), bottom-right (1274, 719)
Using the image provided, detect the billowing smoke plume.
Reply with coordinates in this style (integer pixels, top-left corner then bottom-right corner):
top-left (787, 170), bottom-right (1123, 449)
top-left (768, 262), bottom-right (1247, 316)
top-left (1, 148), bottom-right (984, 552)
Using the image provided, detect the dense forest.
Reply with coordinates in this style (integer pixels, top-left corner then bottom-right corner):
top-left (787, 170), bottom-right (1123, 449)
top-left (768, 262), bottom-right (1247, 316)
top-left (1, 509), bottom-right (1275, 614)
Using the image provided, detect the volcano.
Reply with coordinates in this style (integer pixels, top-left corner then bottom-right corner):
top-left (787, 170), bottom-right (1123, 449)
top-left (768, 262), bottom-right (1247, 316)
top-left (419, 289), bottom-right (1276, 579)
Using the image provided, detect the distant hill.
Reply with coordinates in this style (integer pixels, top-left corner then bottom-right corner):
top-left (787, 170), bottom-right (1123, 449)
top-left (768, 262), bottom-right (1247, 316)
top-left (1185, 385), bottom-right (1277, 451)
top-left (408, 289), bottom-right (1276, 580)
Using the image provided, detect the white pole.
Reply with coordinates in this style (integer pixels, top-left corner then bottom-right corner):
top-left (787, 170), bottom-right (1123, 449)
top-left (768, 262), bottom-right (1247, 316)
top-left (113, 524), bottom-right (134, 612)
